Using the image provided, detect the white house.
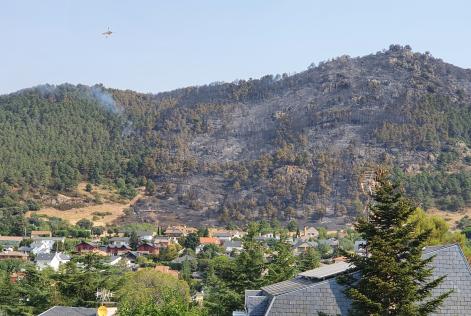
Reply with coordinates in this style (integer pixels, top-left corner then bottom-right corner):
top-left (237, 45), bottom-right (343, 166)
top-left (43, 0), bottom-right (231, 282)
top-left (223, 240), bottom-right (243, 255)
top-left (35, 252), bottom-right (70, 271)
top-left (30, 240), bottom-right (55, 255)
top-left (30, 236), bottom-right (65, 255)
top-left (302, 226), bottom-right (319, 239)
top-left (137, 231), bottom-right (155, 242)
top-left (213, 231), bottom-right (232, 242)
top-left (109, 237), bottom-right (130, 247)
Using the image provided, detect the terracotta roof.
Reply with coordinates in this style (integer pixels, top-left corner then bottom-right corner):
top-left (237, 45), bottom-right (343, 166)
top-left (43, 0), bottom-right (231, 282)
top-left (199, 237), bottom-right (220, 245)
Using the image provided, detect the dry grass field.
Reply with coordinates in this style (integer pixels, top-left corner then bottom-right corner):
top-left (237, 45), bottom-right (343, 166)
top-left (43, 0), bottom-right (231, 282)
top-left (428, 208), bottom-right (471, 230)
top-left (26, 183), bottom-right (144, 226)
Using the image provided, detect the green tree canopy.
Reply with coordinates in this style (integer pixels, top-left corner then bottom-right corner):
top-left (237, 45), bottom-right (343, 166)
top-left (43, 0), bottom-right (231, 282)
top-left (343, 171), bottom-right (452, 315)
top-left (117, 269), bottom-right (203, 316)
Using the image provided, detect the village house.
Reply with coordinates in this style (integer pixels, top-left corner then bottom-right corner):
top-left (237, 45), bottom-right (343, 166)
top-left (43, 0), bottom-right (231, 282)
top-left (28, 236), bottom-right (66, 255)
top-left (261, 232), bottom-right (276, 239)
top-left (196, 237), bottom-right (221, 254)
top-left (0, 250), bottom-right (28, 261)
top-left (212, 231), bottom-right (232, 242)
top-left (18, 245), bottom-right (32, 253)
top-left (318, 238), bottom-right (339, 249)
top-left (136, 242), bottom-right (160, 255)
top-left (164, 227), bottom-right (185, 238)
top-left (109, 237), bottom-right (130, 247)
top-left (123, 251), bottom-right (141, 263)
top-left (255, 234), bottom-right (279, 243)
top-left (154, 236), bottom-right (172, 247)
top-left (238, 244), bottom-right (471, 315)
top-left (29, 239), bottom-right (55, 255)
top-left (292, 240), bottom-right (318, 255)
top-left (35, 252), bottom-right (70, 271)
top-left (137, 231), bottom-right (155, 242)
top-left (199, 237), bottom-right (220, 246)
top-left (301, 226), bottom-right (319, 239)
top-left (0, 236), bottom-right (24, 249)
top-left (223, 240), bottom-right (243, 255)
top-left (106, 244), bottom-right (131, 256)
top-left (75, 241), bottom-right (98, 253)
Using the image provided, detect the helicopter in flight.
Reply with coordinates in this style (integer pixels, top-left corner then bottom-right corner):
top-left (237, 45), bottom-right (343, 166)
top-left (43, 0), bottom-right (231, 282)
top-left (102, 27), bottom-right (113, 37)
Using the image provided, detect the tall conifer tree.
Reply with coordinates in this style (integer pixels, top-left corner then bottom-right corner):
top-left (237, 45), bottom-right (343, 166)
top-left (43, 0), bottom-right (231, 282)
top-left (343, 170), bottom-right (451, 315)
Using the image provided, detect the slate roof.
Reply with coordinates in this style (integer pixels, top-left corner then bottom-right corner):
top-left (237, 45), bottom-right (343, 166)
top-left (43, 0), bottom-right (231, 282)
top-left (75, 241), bottom-right (98, 248)
top-left (137, 231), bottom-right (154, 237)
top-left (298, 261), bottom-right (352, 279)
top-left (32, 236), bottom-right (65, 242)
top-left (245, 290), bottom-right (270, 316)
top-left (245, 244), bottom-right (471, 315)
top-left (292, 240), bottom-right (317, 249)
top-left (38, 306), bottom-right (96, 316)
top-left (36, 252), bottom-right (71, 262)
top-left (213, 231), bottom-right (232, 237)
top-left (223, 240), bottom-right (243, 248)
top-left (317, 238), bottom-right (339, 247)
top-left (36, 253), bottom-right (55, 261)
top-left (109, 237), bottom-right (130, 242)
top-left (261, 277), bottom-right (314, 296)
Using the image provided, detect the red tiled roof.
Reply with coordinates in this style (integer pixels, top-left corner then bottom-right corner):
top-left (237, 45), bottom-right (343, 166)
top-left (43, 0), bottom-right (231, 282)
top-left (199, 237), bottom-right (220, 245)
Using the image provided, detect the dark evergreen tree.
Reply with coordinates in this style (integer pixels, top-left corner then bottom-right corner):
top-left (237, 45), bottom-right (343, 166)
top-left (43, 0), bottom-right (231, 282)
top-left (183, 233), bottom-right (199, 250)
top-left (234, 236), bottom-right (267, 293)
top-left (297, 248), bottom-right (320, 271)
top-left (145, 179), bottom-right (156, 195)
top-left (343, 170), bottom-right (452, 315)
top-left (129, 231), bottom-right (139, 251)
top-left (266, 237), bottom-right (298, 283)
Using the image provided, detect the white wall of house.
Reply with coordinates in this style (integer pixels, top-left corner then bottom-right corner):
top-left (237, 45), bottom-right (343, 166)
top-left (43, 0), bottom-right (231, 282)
top-left (36, 253), bottom-right (69, 271)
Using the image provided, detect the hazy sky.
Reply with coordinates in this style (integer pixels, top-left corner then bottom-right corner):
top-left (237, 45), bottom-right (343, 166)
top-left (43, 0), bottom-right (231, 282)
top-left (1, 1), bottom-right (470, 95)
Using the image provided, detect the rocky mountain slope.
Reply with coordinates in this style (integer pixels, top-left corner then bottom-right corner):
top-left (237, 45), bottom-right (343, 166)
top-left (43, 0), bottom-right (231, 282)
top-left (3, 44), bottom-right (471, 227)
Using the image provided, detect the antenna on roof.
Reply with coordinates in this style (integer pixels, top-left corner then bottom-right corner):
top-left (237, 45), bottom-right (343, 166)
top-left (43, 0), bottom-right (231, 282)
top-left (96, 288), bottom-right (114, 304)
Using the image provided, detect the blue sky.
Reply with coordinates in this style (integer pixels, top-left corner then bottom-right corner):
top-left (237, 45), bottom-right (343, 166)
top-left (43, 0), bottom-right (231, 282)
top-left (1, 0), bottom-right (470, 95)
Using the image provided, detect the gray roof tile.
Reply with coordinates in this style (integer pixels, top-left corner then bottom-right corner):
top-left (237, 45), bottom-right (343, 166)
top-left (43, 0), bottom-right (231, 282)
top-left (247, 244), bottom-right (471, 315)
top-left (38, 306), bottom-right (97, 316)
